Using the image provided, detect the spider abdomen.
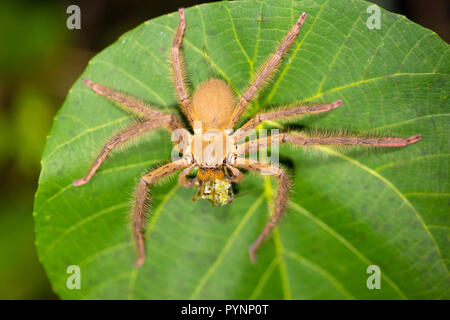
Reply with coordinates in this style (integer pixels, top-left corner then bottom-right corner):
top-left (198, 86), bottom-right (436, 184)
top-left (192, 78), bottom-right (235, 129)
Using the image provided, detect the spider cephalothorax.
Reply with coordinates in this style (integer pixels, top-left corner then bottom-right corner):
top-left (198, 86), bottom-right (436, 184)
top-left (73, 8), bottom-right (422, 267)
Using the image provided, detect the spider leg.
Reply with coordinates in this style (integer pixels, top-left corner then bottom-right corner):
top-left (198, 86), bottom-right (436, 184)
top-left (234, 132), bottom-right (421, 262)
top-left (282, 132), bottom-right (423, 147)
top-left (83, 79), bottom-right (181, 126)
top-left (237, 132), bottom-right (422, 155)
top-left (230, 12), bottom-right (308, 126)
top-left (226, 163), bottom-right (243, 182)
top-left (172, 8), bottom-right (195, 125)
top-left (233, 100), bottom-right (343, 142)
top-left (73, 116), bottom-right (188, 186)
top-left (233, 159), bottom-right (289, 263)
top-left (178, 164), bottom-right (197, 187)
top-left (133, 159), bottom-right (188, 267)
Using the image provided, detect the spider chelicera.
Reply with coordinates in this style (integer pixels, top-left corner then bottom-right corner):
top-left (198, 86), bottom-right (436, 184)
top-left (73, 8), bottom-right (422, 267)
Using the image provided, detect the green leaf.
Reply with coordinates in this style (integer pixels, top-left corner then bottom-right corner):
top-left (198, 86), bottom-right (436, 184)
top-left (34, 0), bottom-right (449, 299)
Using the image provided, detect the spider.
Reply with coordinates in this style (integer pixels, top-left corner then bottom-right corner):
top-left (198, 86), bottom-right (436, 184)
top-left (73, 8), bottom-right (422, 267)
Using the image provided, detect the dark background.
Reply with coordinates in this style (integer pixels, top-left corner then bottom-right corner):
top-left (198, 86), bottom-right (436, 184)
top-left (0, 0), bottom-right (447, 299)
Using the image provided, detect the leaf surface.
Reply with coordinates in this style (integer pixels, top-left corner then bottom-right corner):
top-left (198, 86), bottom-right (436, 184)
top-left (34, 0), bottom-right (449, 299)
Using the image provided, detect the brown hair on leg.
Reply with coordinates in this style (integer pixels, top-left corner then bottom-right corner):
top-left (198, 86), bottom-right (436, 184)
top-left (83, 79), bottom-right (181, 122)
top-left (233, 100), bottom-right (343, 142)
top-left (132, 160), bottom-right (188, 267)
top-left (73, 116), bottom-right (185, 187)
top-left (237, 131), bottom-right (422, 156)
top-left (230, 12), bottom-right (308, 126)
top-left (171, 8), bottom-right (195, 125)
top-left (233, 159), bottom-right (290, 263)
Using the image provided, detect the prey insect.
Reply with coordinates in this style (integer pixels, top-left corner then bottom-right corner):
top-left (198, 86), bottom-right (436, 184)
top-left (73, 8), bottom-right (422, 267)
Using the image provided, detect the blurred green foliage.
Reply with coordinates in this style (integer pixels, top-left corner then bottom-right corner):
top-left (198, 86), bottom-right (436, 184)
top-left (0, 1), bottom-right (64, 76)
top-left (0, 0), bottom-right (66, 299)
top-left (11, 88), bottom-right (55, 174)
top-left (0, 192), bottom-right (53, 299)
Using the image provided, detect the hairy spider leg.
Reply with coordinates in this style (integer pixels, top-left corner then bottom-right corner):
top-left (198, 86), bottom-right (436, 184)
top-left (172, 8), bottom-right (196, 126)
top-left (82, 79), bottom-right (182, 121)
top-left (73, 117), bottom-right (182, 187)
top-left (234, 132), bottom-right (421, 262)
top-left (230, 12), bottom-right (308, 126)
top-left (233, 100), bottom-right (343, 142)
top-left (73, 80), bottom-right (187, 187)
top-left (133, 159), bottom-right (188, 267)
top-left (238, 132), bottom-right (423, 155)
top-left (233, 159), bottom-right (289, 263)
